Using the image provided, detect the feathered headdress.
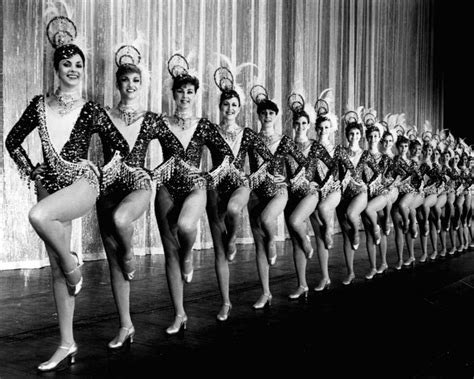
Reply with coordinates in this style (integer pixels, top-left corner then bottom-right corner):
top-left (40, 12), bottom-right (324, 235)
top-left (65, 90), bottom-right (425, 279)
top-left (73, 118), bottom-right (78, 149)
top-left (314, 88), bottom-right (338, 131)
top-left (165, 52), bottom-right (201, 91)
top-left (287, 92), bottom-right (316, 124)
top-left (250, 84), bottom-right (279, 114)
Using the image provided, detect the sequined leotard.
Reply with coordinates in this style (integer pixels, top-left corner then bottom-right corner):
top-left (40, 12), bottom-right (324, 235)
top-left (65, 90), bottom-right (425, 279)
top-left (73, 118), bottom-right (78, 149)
top-left (215, 127), bottom-right (272, 197)
top-left (249, 134), bottom-right (307, 200)
top-left (153, 117), bottom-right (233, 202)
top-left (99, 111), bottom-right (168, 195)
top-left (335, 146), bottom-right (379, 200)
top-left (365, 151), bottom-right (393, 199)
top-left (5, 95), bottom-right (121, 196)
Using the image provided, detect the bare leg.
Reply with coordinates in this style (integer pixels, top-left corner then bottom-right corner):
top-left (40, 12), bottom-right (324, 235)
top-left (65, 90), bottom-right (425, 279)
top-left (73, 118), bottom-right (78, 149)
top-left (391, 205), bottom-right (405, 269)
top-left (259, 189), bottom-right (288, 264)
top-left (248, 194), bottom-right (272, 308)
top-left (336, 202), bottom-right (356, 284)
top-left (178, 188), bottom-right (207, 280)
top-left (317, 191), bottom-right (341, 249)
top-left (154, 186), bottom-right (186, 331)
top-left (206, 189), bottom-right (231, 317)
top-left (362, 213), bottom-right (377, 279)
top-left (345, 192), bottom-right (368, 249)
top-left (288, 193), bottom-right (319, 257)
top-left (364, 195), bottom-right (387, 242)
top-left (225, 186), bottom-right (251, 258)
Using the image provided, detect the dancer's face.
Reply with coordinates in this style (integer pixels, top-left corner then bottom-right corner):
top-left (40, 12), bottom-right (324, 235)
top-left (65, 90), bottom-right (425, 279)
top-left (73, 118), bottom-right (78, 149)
top-left (367, 131), bottom-right (380, 148)
top-left (220, 96), bottom-right (240, 122)
top-left (293, 116), bottom-right (310, 138)
top-left (57, 54), bottom-right (84, 88)
top-left (410, 144), bottom-right (422, 158)
top-left (258, 109), bottom-right (277, 127)
top-left (423, 146), bottom-right (433, 159)
top-left (117, 72), bottom-right (141, 102)
top-left (173, 83), bottom-right (197, 112)
top-left (433, 149), bottom-right (440, 162)
top-left (381, 135), bottom-right (394, 151)
top-left (442, 152), bottom-right (451, 165)
top-left (398, 142), bottom-right (409, 155)
top-left (316, 119), bottom-right (331, 138)
top-left (346, 127), bottom-right (361, 146)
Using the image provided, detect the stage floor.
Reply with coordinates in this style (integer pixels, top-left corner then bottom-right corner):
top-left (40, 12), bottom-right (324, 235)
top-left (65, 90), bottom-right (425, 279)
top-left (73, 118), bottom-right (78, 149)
top-left (1, 232), bottom-right (474, 378)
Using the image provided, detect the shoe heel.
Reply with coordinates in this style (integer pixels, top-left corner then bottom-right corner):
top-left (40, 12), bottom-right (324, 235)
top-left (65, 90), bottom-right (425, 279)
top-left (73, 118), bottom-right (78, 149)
top-left (69, 354), bottom-right (76, 365)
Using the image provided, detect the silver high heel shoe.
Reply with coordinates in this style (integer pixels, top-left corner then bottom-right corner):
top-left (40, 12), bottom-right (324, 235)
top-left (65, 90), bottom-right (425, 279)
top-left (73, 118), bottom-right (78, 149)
top-left (108, 325), bottom-right (135, 349)
top-left (182, 259), bottom-right (194, 283)
top-left (122, 257), bottom-right (136, 281)
top-left (217, 303), bottom-right (232, 321)
top-left (64, 252), bottom-right (83, 296)
top-left (166, 314), bottom-right (188, 335)
top-left (342, 273), bottom-right (355, 285)
top-left (252, 293), bottom-right (272, 309)
top-left (37, 343), bottom-right (78, 372)
top-left (304, 235), bottom-right (314, 259)
top-left (314, 278), bottom-right (331, 292)
top-left (376, 263), bottom-right (388, 274)
top-left (288, 285), bottom-right (309, 299)
top-left (365, 268), bottom-right (377, 280)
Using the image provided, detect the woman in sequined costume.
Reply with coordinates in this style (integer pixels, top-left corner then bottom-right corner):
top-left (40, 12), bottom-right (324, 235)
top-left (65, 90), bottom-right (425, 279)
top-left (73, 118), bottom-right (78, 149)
top-left (425, 144), bottom-right (447, 261)
top-left (361, 121), bottom-right (396, 279)
top-left (439, 147), bottom-right (458, 257)
top-left (207, 73), bottom-right (272, 321)
top-left (5, 21), bottom-right (120, 371)
top-left (449, 150), bottom-right (466, 253)
top-left (153, 56), bottom-right (233, 334)
top-left (96, 47), bottom-right (166, 349)
top-left (309, 111), bottom-right (341, 291)
top-left (247, 90), bottom-right (306, 309)
top-left (416, 139), bottom-right (443, 263)
top-left (284, 96), bottom-right (319, 300)
top-left (334, 113), bottom-right (379, 285)
top-left (457, 151), bottom-right (471, 252)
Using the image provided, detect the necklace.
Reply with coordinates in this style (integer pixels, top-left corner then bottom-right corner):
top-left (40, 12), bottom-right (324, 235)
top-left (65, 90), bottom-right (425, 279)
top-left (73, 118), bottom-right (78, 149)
top-left (348, 147), bottom-right (362, 157)
top-left (54, 88), bottom-right (82, 115)
top-left (219, 123), bottom-right (242, 142)
top-left (174, 110), bottom-right (194, 130)
top-left (295, 139), bottom-right (311, 151)
top-left (118, 102), bottom-right (140, 126)
top-left (259, 133), bottom-right (277, 146)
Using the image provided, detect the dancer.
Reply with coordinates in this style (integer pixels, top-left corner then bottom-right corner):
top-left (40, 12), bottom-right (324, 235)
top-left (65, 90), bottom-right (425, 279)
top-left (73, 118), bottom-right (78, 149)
top-left (5, 16), bottom-right (120, 371)
top-left (97, 45), bottom-right (167, 348)
top-left (307, 90), bottom-right (341, 291)
top-left (206, 66), bottom-right (271, 320)
top-left (335, 109), bottom-right (379, 285)
top-left (247, 84), bottom-right (306, 308)
top-left (284, 92), bottom-right (319, 299)
top-left (153, 54), bottom-right (233, 334)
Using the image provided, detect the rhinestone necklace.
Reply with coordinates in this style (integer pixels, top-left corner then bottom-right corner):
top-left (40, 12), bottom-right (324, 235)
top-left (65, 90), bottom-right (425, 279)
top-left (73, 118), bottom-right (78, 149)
top-left (54, 88), bottom-right (83, 115)
top-left (174, 110), bottom-right (194, 130)
top-left (118, 102), bottom-right (140, 126)
top-left (219, 123), bottom-right (243, 142)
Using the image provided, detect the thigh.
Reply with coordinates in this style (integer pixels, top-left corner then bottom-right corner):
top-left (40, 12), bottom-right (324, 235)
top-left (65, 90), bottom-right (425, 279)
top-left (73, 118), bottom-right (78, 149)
top-left (116, 189), bottom-right (152, 222)
top-left (261, 189), bottom-right (288, 221)
top-left (291, 193), bottom-right (319, 221)
top-left (34, 178), bottom-right (97, 222)
top-left (228, 186), bottom-right (251, 210)
top-left (180, 188), bottom-right (207, 225)
top-left (346, 192), bottom-right (368, 216)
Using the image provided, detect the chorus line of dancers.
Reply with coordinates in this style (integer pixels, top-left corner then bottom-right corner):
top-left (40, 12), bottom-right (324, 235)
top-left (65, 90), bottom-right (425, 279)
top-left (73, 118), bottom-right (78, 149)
top-left (5, 16), bottom-right (473, 373)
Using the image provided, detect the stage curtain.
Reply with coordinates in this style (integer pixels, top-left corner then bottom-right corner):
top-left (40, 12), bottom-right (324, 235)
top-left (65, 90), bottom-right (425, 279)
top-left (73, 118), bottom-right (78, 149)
top-left (0, 0), bottom-right (443, 269)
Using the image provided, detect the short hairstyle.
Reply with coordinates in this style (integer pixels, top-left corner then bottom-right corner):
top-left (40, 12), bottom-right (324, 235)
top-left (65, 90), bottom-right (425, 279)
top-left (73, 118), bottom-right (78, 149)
top-left (53, 44), bottom-right (85, 70)
top-left (172, 74), bottom-right (200, 92)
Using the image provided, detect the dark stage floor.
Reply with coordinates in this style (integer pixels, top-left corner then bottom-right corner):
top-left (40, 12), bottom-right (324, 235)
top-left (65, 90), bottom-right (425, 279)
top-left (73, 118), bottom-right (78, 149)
top-left (1, 232), bottom-right (474, 378)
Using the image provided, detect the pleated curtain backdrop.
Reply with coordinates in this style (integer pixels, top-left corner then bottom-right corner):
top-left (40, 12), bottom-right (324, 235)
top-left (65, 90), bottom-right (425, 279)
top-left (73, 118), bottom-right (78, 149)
top-left (0, 0), bottom-right (443, 269)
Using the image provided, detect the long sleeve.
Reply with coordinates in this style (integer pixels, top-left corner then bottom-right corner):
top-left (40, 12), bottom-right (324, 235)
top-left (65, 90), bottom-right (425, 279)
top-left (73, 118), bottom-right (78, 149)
top-left (5, 95), bottom-right (42, 181)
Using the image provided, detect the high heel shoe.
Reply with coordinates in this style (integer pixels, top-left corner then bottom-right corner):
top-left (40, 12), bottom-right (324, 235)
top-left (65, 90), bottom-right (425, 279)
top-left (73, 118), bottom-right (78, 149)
top-left (351, 231), bottom-right (360, 250)
top-left (108, 325), bottom-right (135, 349)
top-left (226, 236), bottom-right (237, 262)
top-left (122, 257), bottom-right (136, 281)
top-left (448, 248), bottom-right (456, 256)
top-left (365, 268), bottom-right (377, 280)
top-left (253, 293), bottom-right (272, 309)
top-left (429, 250), bottom-right (438, 261)
top-left (314, 278), bottom-right (331, 292)
top-left (37, 343), bottom-right (78, 372)
top-left (403, 256), bottom-right (416, 267)
top-left (410, 223), bottom-right (418, 239)
top-left (376, 263), bottom-right (388, 274)
top-left (419, 253), bottom-right (428, 263)
top-left (373, 225), bottom-right (381, 245)
top-left (324, 229), bottom-right (334, 250)
top-left (267, 242), bottom-right (277, 266)
top-left (342, 273), bottom-right (355, 286)
top-left (394, 260), bottom-right (403, 270)
top-left (64, 252), bottom-right (83, 296)
top-left (304, 235), bottom-right (314, 259)
top-left (288, 285), bottom-right (309, 299)
top-left (166, 314), bottom-right (188, 335)
top-left (217, 303), bottom-right (232, 321)
top-left (182, 259), bottom-right (193, 283)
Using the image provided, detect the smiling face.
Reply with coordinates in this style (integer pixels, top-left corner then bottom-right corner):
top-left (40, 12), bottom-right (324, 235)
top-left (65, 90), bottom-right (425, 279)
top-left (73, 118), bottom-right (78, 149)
top-left (433, 149), bottom-right (441, 163)
top-left (117, 72), bottom-right (141, 101)
top-left (346, 126), bottom-right (361, 146)
top-left (173, 82), bottom-right (197, 112)
top-left (220, 96), bottom-right (240, 123)
top-left (258, 108), bottom-right (277, 128)
top-left (316, 119), bottom-right (332, 139)
top-left (57, 54), bottom-right (84, 89)
top-left (293, 115), bottom-right (310, 139)
top-left (410, 144), bottom-right (422, 159)
top-left (367, 130), bottom-right (380, 148)
top-left (398, 142), bottom-right (409, 155)
top-left (382, 134), bottom-right (394, 151)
